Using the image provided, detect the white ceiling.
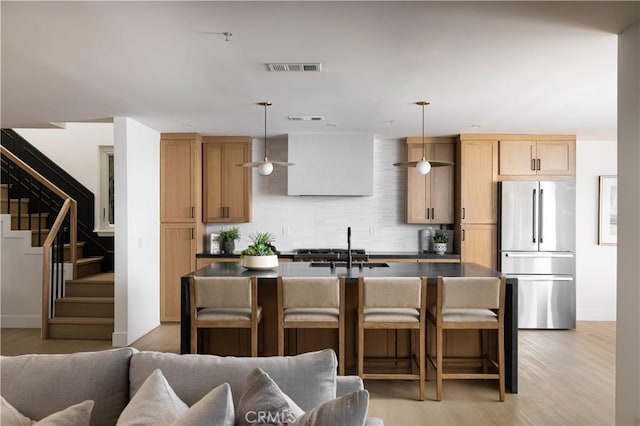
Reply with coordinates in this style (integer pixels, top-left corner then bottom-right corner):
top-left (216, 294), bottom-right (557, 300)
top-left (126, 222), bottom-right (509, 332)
top-left (2, 1), bottom-right (638, 140)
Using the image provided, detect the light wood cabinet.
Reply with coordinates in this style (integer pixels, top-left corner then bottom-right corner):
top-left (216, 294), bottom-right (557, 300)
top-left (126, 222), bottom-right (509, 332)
top-left (457, 138), bottom-right (498, 224)
top-left (160, 223), bottom-right (196, 322)
top-left (160, 134), bottom-right (201, 223)
top-left (406, 137), bottom-right (455, 224)
top-left (458, 223), bottom-right (497, 270)
top-left (202, 137), bottom-right (252, 223)
top-left (160, 133), bottom-right (203, 322)
top-left (498, 138), bottom-right (575, 177)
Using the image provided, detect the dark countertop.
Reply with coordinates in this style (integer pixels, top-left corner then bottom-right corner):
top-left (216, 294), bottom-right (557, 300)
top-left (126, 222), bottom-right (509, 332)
top-left (196, 251), bottom-right (461, 260)
top-left (181, 261), bottom-right (517, 393)
top-left (190, 260), bottom-right (497, 282)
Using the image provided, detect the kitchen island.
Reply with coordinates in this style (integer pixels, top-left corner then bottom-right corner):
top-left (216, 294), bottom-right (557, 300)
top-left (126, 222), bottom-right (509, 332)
top-left (180, 261), bottom-right (517, 392)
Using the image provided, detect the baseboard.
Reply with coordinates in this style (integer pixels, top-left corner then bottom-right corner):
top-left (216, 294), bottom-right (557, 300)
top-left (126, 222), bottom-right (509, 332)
top-left (1, 315), bottom-right (41, 328)
top-left (112, 331), bottom-right (128, 347)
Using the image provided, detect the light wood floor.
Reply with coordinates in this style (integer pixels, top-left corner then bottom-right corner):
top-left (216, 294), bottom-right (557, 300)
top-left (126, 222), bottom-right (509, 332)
top-left (1, 321), bottom-right (616, 426)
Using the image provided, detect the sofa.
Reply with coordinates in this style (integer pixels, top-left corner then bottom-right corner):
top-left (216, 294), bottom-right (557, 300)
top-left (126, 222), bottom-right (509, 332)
top-left (0, 347), bottom-right (383, 426)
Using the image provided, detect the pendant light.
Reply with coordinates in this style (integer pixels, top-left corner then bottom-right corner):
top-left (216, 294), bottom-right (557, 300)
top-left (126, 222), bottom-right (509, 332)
top-left (393, 101), bottom-right (453, 174)
top-left (238, 101), bottom-right (294, 175)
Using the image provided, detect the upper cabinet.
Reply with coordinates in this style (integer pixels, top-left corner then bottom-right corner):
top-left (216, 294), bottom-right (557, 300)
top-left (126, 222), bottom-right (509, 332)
top-left (202, 136), bottom-right (252, 223)
top-left (160, 133), bottom-right (202, 223)
top-left (457, 137), bottom-right (498, 224)
top-left (405, 137), bottom-right (455, 224)
top-left (498, 137), bottom-right (575, 177)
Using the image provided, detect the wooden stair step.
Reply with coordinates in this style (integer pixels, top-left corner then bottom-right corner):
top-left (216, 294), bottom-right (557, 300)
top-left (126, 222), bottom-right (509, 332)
top-left (48, 317), bottom-right (113, 340)
top-left (11, 213), bottom-right (49, 230)
top-left (57, 241), bottom-right (85, 261)
top-left (65, 272), bottom-right (114, 297)
top-left (1, 198), bottom-right (30, 215)
top-left (30, 228), bottom-right (50, 246)
top-left (55, 297), bottom-right (114, 318)
top-left (76, 257), bottom-right (104, 278)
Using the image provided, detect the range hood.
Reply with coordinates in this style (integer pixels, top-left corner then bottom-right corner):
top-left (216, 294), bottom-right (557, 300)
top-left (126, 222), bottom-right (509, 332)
top-left (287, 133), bottom-right (374, 196)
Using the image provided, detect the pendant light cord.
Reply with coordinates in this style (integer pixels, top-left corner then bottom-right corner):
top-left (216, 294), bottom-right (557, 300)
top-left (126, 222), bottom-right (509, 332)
top-left (264, 103), bottom-right (268, 161)
top-left (421, 102), bottom-right (426, 161)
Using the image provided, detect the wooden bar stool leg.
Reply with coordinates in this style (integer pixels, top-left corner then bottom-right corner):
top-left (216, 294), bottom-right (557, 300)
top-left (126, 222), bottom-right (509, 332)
top-left (419, 325), bottom-right (425, 401)
top-left (498, 326), bottom-right (505, 401)
top-left (436, 325), bottom-right (443, 401)
top-left (482, 329), bottom-right (488, 375)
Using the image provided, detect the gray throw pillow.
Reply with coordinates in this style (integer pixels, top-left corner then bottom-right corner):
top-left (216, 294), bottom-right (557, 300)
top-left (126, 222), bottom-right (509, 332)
top-left (292, 390), bottom-right (369, 426)
top-left (236, 368), bottom-right (305, 426)
top-left (235, 368), bottom-right (369, 426)
top-left (117, 369), bottom-right (234, 426)
top-left (1, 396), bottom-right (94, 426)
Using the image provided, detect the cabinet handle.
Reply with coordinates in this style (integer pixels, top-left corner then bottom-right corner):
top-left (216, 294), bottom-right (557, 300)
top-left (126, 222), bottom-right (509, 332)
top-left (462, 229), bottom-right (466, 241)
top-left (462, 207), bottom-right (466, 220)
top-left (531, 159), bottom-right (536, 171)
top-left (537, 159), bottom-right (541, 170)
top-left (191, 206), bottom-right (195, 218)
top-left (426, 209), bottom-right (430, 219)
top-left (190, 228), bottom-right (194, 240)
top-left (431, 207), bottom-right (434, 219)
top-left (225, 207), bottom-right (230, 218)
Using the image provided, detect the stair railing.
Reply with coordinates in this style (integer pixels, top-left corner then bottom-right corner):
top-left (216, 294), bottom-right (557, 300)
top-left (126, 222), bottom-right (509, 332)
top-left (0, 146), bottom-right (77, 338)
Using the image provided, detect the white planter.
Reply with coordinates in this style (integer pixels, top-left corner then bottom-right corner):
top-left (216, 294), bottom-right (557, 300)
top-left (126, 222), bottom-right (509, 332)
top-left (240, 255), bottom-right (279, 270)
top-left (433, 242), bottom-right (447, 255)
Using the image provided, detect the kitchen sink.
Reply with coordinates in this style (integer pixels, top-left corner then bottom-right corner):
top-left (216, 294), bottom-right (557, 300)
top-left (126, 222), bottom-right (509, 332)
top-left (309, 262), bottom-right (390, 268)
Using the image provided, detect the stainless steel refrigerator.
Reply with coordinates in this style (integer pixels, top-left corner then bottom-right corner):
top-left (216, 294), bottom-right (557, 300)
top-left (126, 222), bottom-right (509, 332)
top-left (499, 181), bottom-right (576, 329)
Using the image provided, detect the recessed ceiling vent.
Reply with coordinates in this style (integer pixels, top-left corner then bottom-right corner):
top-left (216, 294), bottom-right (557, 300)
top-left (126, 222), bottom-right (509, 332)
top-left (288, 116), bottom-right (325, 121)
top-left (267, 63), bottom-right (322, 72)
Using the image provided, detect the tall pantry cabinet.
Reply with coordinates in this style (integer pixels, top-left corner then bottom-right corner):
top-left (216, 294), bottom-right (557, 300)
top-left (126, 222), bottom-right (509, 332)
top-left (160, 133), bottom-right (203, 322)
top-left (455, 136), bottom-right (498, 270)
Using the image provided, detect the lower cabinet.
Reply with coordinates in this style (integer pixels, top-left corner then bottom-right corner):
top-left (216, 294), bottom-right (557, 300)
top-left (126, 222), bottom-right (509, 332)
top-left (459, 223), bottom-right (497, 270)
top-left (160, 223), bottom-right (196, 322)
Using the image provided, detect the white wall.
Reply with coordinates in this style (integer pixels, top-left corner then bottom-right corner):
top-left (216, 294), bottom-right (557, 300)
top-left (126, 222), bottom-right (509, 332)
top-left (15, 123), bottom-right (114, 231)
top-left (0, 216), bottom-right (43, 327)
top-left (205, 136), bottom-right (440, 252)
top-left (112, 117), bottom-right (160, 346)
top-left (616, 19), bottom-right (640, 426)
top-left (576, 140), bottom-right (617, 320)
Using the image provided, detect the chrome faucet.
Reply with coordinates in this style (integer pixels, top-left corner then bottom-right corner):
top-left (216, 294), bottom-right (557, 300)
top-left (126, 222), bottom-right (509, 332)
top-left (347, 226), bottom-right (352, 268)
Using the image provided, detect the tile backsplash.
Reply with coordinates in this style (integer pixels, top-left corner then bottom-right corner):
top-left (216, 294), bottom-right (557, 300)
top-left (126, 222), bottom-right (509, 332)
top-left (205, 136), bottom-right (452, 252)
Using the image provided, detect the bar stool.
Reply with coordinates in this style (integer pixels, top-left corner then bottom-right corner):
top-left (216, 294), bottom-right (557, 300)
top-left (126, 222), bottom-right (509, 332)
top-left (427, 276), bottom-right (506, 401)
top-left (190, 276), bottom-right (261, 356)
top-left (277, 276), bottom-right (346, 375)
top-left (357, 276), bottom-right (427, 401)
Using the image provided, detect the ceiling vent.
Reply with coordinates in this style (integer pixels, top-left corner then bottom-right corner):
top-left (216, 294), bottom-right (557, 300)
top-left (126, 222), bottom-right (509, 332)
top-left (267, 63), bottom-right (322, 72)
top-left (288, 116), bottom-right (325, 121)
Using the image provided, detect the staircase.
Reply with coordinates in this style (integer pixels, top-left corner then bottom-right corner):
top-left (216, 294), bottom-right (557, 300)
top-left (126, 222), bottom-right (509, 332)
top-left (1, 183), bottom-right (114, 339)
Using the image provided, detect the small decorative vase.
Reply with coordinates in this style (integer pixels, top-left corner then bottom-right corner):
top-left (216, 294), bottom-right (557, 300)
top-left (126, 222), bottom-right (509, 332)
top-left (221, 240), bottom-right (235, 254)
top-left (433, 242), bottom-right (447, 255)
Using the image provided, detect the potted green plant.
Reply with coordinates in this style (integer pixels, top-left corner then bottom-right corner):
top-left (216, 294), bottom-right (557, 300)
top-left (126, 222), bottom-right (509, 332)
top-left (240, 232), bottom-right (278, 270)
top-left (218, 227), bottom-right (240, 254)
top-left (432, 232), bottom-right (449, 255)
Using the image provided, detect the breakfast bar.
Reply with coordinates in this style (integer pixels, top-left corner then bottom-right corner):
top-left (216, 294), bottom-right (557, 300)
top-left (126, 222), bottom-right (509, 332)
top-left (180, 261), bottom-right (518, 393)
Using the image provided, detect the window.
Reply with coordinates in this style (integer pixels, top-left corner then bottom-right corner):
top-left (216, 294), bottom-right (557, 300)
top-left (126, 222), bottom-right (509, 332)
top-left (98, 146), bottom-right (115, 234)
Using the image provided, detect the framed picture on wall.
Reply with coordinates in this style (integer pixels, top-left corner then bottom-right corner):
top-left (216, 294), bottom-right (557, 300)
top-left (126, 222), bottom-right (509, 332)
top-left (598, 175), bottom-right (617, 245)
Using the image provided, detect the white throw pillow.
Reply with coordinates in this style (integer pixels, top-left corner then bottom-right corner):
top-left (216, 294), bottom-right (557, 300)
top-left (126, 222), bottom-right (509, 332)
top-left (116, 369), bottom-right (234, 426)
top-left (1, 396), bottom-right (94, 426)
top-left (235, 368), bottom-right (368, 426)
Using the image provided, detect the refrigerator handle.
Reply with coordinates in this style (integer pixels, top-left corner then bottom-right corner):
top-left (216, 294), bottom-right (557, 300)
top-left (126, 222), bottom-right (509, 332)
top-left (532, 189), bottom-right (537, 243)
top-left (539, 188), bottom-right (544, 243)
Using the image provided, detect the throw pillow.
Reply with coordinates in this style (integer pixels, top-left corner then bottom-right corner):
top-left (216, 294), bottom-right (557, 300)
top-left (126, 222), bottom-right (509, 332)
top-left (236, 368), bottom-right (305, 426)
top-left (235, 368), bottom-right (369, 426)
top-left (292, 390), bottom-right (369, 426)
top-left (116, 369), bottom-right (234, 426)
top-left (1, 396), bottom-right (94, 426)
